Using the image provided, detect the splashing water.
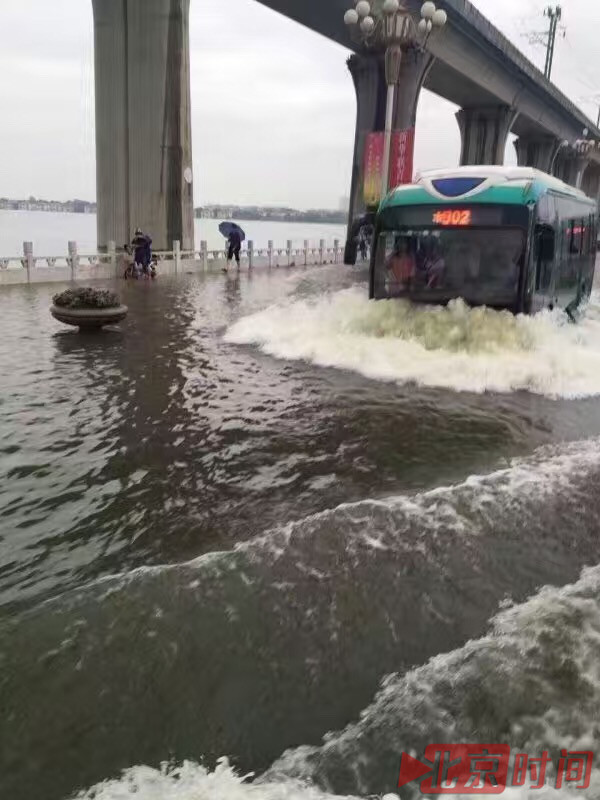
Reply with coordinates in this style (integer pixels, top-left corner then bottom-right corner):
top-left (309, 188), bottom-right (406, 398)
top-left (265, 564), bottom-right (600, 799)
top-left (59, 437), bottom-right (600, 800)
top-left (69, 564), bottom-right (600, 800)
top-left (70, 758), bottom-right (357, 800)
top-left (225, 289), bottom-right (600, 397)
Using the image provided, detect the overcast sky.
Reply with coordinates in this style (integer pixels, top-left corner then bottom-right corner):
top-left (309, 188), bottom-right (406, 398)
top-left (0, 0), bottom-right (598, 208)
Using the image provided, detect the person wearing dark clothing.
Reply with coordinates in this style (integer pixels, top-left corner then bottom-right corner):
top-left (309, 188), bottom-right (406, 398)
top-left (358, 228), bottom-right (369, 261)
top-left (225, 230), bottom-right (242, 271)
top-left (131, 229), bottom-right (152, 277)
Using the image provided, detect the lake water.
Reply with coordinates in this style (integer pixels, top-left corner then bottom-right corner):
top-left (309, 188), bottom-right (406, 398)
top-left (0, 211), bottom-right (347, 254)
top-left (3, 264), bottom-right (600, 800)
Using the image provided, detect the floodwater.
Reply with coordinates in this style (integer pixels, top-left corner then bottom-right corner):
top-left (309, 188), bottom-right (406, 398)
top-left (0, 210), bottom-right (346, 254)
top-left (3, 263), bottom-right (600, 800)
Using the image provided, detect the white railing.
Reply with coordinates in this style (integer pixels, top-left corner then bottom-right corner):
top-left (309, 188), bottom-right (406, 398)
top-left (0, 238), bottom-right (344, 286)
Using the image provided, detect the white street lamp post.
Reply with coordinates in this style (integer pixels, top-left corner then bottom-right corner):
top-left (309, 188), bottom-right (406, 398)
top-left (344, 0), bottom-right (447, 200)
top-left (550, 139), bottom-right (570, 174)
top-left (382, 44), bottom-right (401, 203)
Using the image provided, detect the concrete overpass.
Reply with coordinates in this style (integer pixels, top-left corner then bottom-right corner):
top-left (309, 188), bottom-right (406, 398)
top-left (92, 0), bottom-right (600, 251)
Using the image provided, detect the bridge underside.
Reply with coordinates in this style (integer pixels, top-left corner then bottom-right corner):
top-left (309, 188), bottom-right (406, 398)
top-left (257, 0), bottom-right (600, 253)
top-left (256, 0), bottom-right (600, 144)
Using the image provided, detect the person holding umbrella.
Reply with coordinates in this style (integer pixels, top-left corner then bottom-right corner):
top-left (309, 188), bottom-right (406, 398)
top-left (219, 222), bottom-right (246, 272)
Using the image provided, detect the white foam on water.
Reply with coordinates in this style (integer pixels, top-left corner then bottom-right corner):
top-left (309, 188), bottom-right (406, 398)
top-left (70, 564), bottom-right (600, 800)
top-left (70, 758), bottom-right (356, 800)
top-left (64, 438), bottom-right (600, 800)
top-left (224, 288), bottom-right (600, 398)
top-left (240, 435), bottom-right (600, 567)
top-left (58, 435), bottom-right (600, 609)
top-left (267, 564), bottom-right (600, 799)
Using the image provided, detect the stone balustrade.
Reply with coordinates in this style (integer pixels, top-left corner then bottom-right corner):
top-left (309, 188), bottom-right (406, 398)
top-left (0, 238), bottom-right (344, 286)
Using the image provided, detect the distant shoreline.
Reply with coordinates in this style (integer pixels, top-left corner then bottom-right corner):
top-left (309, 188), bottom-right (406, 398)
top-left (200, 215), bottom-right (348, 225)
top-left (196, 205), bottom-right (347, 225)
top-left (0, 202), bottom-right (96, 214)
top-left (0, 208), bottom-right (346, 226)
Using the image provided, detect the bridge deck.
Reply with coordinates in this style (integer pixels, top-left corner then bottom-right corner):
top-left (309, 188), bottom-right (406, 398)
top-left (256, 0), bottom-right (599, 147)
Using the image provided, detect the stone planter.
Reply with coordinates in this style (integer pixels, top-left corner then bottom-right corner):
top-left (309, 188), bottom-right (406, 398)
top-left (51, 305), bottom-right (128, 330)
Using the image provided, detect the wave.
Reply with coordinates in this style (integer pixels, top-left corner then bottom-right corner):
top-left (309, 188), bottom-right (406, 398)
top-left (5, 439), bottom-right (600, 800)
top-left (71, 562), bottom-right (600, 800)
top-left (224, 288), bottom-right (600, 398)
top-left (71, 759), bottom-right (356, 800)
top-left (266, 563), bottom-right (600, 799)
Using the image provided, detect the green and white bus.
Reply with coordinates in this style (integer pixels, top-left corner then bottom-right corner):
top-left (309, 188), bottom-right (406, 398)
top-left (370, 166), bottom-right (598, 317)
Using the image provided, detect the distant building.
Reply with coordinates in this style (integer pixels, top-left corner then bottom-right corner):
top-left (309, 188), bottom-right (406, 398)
top-left (193, 203), bottom-right (346, 225)
top-left (0, 197), bottom-right (97, 214)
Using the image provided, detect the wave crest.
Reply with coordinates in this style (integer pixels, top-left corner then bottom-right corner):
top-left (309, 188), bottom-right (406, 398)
top-left (225, 288), bottom-right (600, 397)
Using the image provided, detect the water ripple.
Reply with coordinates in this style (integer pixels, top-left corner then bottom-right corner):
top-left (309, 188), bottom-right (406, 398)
top-left (0, 269), bottom-right (594, 610)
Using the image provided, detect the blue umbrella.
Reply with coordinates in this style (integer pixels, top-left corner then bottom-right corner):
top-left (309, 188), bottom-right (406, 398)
top-left (219, 222), bottom-right (246, 242)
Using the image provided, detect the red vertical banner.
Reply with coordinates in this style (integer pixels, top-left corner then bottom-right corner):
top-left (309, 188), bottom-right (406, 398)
top-left (389, 128), bottom-right (415, 189)
top-left (363, 132), bottom-right (385, 207)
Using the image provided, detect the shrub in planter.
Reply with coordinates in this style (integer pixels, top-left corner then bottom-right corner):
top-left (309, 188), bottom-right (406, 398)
top-left (51, 287), bottom-right (128, 330)
top-left (53, 287), bottom-right (120, 309)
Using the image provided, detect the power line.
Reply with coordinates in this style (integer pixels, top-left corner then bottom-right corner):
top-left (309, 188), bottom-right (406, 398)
top-left (562, 34), bottom-right (598, 93)
top-left (521, 0), bottom-right (545, 16)
top-left (518, 4), bottom-right (599, 124)
top-left (579, 95), bottom-right (600, 127)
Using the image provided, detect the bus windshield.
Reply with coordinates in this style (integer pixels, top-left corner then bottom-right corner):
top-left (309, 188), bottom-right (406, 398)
top-left (372, 227), bottom-right (525, 308)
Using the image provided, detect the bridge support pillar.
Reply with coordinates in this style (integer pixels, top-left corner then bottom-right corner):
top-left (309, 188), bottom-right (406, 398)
top-left (345, 54), bottom-right (386, 241)
top-left (345, 49), bottom-right (431, 263)
top-left (554, 154), bottom-right (590, 189)
top-left (581, 164), bottom-right (600, 201)
top-left (92, 0), bottom-right (194, 252)
top-left (514, 136), bottom-right (561, 174)
top-left (456, 106), bottom-right (515, 166)
top-left (390, 49), bottom-right (433, 133)
top-left (572, 159), bottom-right (590, 190)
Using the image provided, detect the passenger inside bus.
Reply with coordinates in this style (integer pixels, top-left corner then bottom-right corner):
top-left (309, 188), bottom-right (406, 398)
top-left (422, 238), bottom-right (446, 288)
top-left (386, 237), bottom-right (416, 290)
top-left (378, 228), bottom-right (524, 302)
top-left (443, 241), bottom-right (475, 290)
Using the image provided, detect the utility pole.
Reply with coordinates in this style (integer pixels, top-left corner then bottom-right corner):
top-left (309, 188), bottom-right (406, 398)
top-left (522, 5), bottom-right (564, 81)
top-left (544, 5), bottom-right (562, 80)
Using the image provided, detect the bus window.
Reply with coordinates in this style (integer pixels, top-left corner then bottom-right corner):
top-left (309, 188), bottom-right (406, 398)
top-left (584, 216), bottom-right (596, 256)
top-left (534, 225), bottom-right (554, 292)
top-left (372, 227), bottom-right (523, 305)
top-left (537, 194), bottom-right (556, 225)
top-left (569, 220), bottom-right (584, 255)
top-left (557, 219), bottom-right (584, 292)
top-left (373, 233), bottom-right (418, 298)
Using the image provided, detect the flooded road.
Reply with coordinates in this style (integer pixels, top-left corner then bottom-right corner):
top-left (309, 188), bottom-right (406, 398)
top-left (3, 265), bottom-right (600, 800)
